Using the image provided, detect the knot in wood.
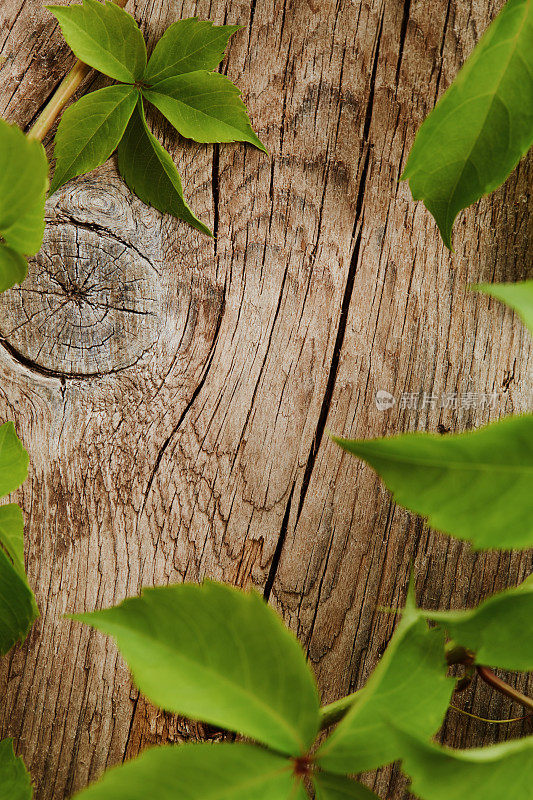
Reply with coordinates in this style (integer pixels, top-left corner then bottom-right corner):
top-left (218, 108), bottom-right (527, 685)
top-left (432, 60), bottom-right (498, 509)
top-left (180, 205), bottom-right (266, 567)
top-left (0, 218), bottom-right (163, 377)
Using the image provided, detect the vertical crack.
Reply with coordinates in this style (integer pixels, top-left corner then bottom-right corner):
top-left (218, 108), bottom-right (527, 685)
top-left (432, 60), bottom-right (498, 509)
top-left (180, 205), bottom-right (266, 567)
top-left (395, 0), bottom-right (412, 85)
top-left (263, 484), bottom-right (295, 601)
top-left (212, 144), bottom-right (220, 255)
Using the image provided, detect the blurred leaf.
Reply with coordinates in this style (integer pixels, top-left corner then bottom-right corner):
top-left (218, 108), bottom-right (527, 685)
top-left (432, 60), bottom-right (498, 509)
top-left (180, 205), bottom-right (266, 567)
top-left (50, 84), bottom-right (138, 195)
top-left (73, 743), bottom-right (299, 800)
top-left (73, 581), bottom-right (320, 756)
top-left (117, 100), bottom-right (211, 235)
top-left (314, 773), bottom-right (381, 799)
top-left (143, 71), bottom-right (266, 149)
top-left (474, 280), bottom-right (533, 336)
top-left (317, 588), bottom-right (453, 774)
top-left (144, 18), bottom-right (241, 83)
top-left (0, 245), bottom-right (27, 293)
top-left (402, 0), bottom-right (533, 249)
top-left (0, 738), bottom-right (32, 800)
top-left (0, 118), bottom-right (47, 257)
top-left (47, 0), bottom-right (146, 82)
top-left (397, 728), bottom-right (533, 800)
top-left (332, 414), bottom-right (533, 549)
top-left (421, 574), bottom-right (533, 671)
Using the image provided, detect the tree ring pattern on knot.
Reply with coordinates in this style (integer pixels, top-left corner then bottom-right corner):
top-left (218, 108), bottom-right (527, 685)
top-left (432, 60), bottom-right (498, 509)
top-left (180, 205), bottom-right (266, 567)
top-left (0, 222), bottom-right (163, 376)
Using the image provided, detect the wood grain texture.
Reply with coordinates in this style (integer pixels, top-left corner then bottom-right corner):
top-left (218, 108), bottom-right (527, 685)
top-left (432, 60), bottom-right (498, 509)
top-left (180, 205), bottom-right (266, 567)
top-left (0, 0), bottom-right (531, 797)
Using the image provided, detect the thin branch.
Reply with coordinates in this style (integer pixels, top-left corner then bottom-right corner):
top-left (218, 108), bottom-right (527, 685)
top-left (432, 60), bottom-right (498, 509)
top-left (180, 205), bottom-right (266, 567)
top-left (319, 690), bottom-right (361, 731)
top-left (27, 0), bottom-right (129, 142)
top-left (477, 666), bottom-right (533, 715)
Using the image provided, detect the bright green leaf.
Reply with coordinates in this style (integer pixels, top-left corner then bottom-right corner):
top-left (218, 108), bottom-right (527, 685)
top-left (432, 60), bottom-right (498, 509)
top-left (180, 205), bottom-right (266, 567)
top-left (0, 245), bottom-right (27, 293)
top-left (0, 738), bottom-right (32, 800)
top-left (332, 414), bottom-right (533, 549)
top-left (144, 18), bottom-right (241, 83)
top-left (142, 71), bottom-right (266, 150)
top-left (317, 591), bottom-right (453, 774)
top-left (421, 574), bottom-right (533, 671)
top-left (73, 581), bottom-right (320, 756)
top-left (314, 773), bottom-right (381, 799)
top-left (397, 728), bottom-right (533, 800)
top-left (0, 424), bottom-right (38, 655)
top-left (50, 84), bottom-right (138, 196)
top-left (0, 118), bottom-right (47, 256)
top-left (0, 422), bottom-right (29, 497)
top-left (117, 100), bottom-right (211, 235)
top-left (73, 743), bottom-right (298, 800)
top-left (474, 280), bottom-right (533, 336)
top-left (47, 0), bottom-right (146, 83)
top-left (402, 0), bottom-right (533, 249)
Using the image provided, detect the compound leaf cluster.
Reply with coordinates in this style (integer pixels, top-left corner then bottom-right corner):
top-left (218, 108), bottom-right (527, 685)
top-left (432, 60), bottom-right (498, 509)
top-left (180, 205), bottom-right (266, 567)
top-left (47, 0), bottom-right (265, 233)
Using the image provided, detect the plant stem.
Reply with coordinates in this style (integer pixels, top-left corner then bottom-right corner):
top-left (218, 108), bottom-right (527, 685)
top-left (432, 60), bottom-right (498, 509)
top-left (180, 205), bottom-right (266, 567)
top-left (319, 690), bottom-right (361, 731)
top-left (27, 0), bottom-right (129, 142)
top-left (477, 666), bottom-right (533, 715)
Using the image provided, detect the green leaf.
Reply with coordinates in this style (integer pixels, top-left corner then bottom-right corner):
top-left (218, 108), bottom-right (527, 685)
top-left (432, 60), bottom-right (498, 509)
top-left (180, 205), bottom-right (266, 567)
top-left (117, 100), bottom-right (211, 235)
top-left (0, 118), bottom-right (47, 256)
top-left (142, 72), bottom-right (266, 150)
top-left (73, 743), bottom-right (298, 800)
top-left (50, 84), bottom-right (138, 196)
top-left (397, 728), bottom-right (533, 800)
top-left (0, 245), bottom-right (27, 293)
top-left (0, 422), bottom-right (29, 496)
top-left (72, 581), bottom-right (320, 756)
top-left (332, 414), bottom-right (533, 549)
top-left (0, 738), bottom-right (32, 800)
top-left (144, 18), bottom-right (241, 83)
top-left (47, 0), bottom-right (146, 83)
top-left (474, 280), bottom-right (533, 336)
top-left (314, 773), bottom-right (381, 799)
top-left (402, 0), bottom-right (533, 249)
top-left (421, 574), bottom-right (533, 671)
top-left (0, 423), bottom-right (38, 655)
top-left (316, 592), bottom-right (453, 774)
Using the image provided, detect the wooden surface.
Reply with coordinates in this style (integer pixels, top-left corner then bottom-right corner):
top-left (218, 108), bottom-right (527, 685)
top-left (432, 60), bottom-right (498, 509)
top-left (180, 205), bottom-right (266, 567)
top-left (0, 0), bottom-right (532, 797)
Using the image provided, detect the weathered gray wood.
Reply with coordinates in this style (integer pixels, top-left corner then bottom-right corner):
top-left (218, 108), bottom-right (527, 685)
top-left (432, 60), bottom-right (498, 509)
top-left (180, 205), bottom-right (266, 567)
top-left (0, 0), bottom-right (531, 797)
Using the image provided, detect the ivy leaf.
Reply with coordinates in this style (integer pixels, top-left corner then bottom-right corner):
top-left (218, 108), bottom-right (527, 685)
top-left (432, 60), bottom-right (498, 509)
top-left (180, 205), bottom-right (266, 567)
top-left (72, 581), bottom-right (320, 756)
top-left (144, 18), bottom-right (241, 83)
top-left (50, 84), bottom-right (138, 196)
top-left (73, 742), bottom-right (298, 800)
top-left (474, 280), bottom-right (533, 336)
top-left (402, 0), bottom-right (533, 249)
top-left (397, 728), bottom-right (533, 800)
top-left (0, 118), bottom-right (47, 272)
top-left (316, 586), bottom-right (453, 774)
top-left (117, 101), bottom-right (211, 235)
top-left (0, 423), bottom-right (38, 655)
top-left (421, 574), bottom-right (533, 671)
top-left (0, 246), bottom-right (27, 293)
top-left (47, 0), bottom-right (146, 83)
top-left (332, 414), bottom-right (533, 549)
top-left (0, 738), bottom-right (32, 800)
top-left (314, 773), bottom-right (381, 799)
top-left (143, 72), bottom-right (266, 150)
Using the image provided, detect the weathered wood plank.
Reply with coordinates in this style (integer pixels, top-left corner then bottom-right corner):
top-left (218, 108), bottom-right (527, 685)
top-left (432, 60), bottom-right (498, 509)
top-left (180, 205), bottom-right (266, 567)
top-left (0, 0), bottom-right (531, 798)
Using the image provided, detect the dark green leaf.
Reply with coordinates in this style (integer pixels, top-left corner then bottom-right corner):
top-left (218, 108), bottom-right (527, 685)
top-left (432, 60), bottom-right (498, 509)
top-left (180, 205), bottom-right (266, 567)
top-left (0, 738), bottom-right (32, 800)
top-left (0, 245), bottom-right (27, 293)
top-left (474, 280), bottom-right (533, 336)
top-left (0, 118), bottom-right (47, 257)
top-left (143, 72), bottom-right (266, 150)
top-left (317, 588), bottom-right (453, 774)
top-left (73, 743), bottom-right (299, 800)
top-left (50, 84), bottom-right (138, 195)
top-left (117, 100), bottom-right (211, 235)
top-left (402, 0), bottom-right (533, 249)
top-left (73, 581), bottom-right (320, 756)
top-left (47, 0), bottom-right (146, 82)
top-left (314, 773), bottom-right (381, 799)
top-left (0, 424), bottom-right (38, 655)
top-left (332, 414), bottom-right (533, 549)
top-left (421, 574), bottom-right (533, 671)
top-left (144, 18), bottom-right (241, 83)
top-left (397, 728), bottom-right (533, 800)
